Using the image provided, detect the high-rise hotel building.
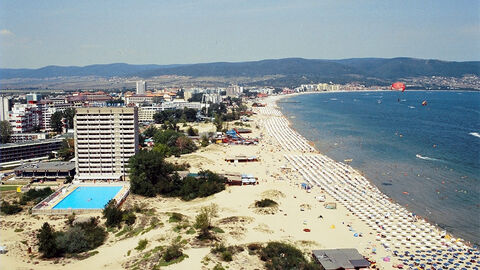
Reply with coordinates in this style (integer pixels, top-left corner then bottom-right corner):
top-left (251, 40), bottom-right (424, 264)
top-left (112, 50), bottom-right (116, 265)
top-left (74, 107), bottom-right (139, 181)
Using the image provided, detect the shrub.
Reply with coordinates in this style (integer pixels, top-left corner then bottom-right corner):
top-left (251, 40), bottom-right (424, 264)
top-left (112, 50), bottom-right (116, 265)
top-left (0, 201), bottom-right (22, 215)
top-left (135, 239), bottom-right (148, 251)
top-left (221, 250), bottom-right (233, 262)
top-left (37, 223), bottom-right (61, 258)
top-left (123, 211), bottom-right (137, 226)
top-left (56, 218), bottom-right (107, 254)
top-left (200, 135), bottom-right (210, 147)
top-left (21, 187), bottom-right (54, 204)
top-left (186, 126), bottom-right (198, 136)
top-left (255, 199), bottom-right (278, 208)
top-left (169, 212), bottom-right (183, 223)
top-left (194, 204), bottom-right (218, 239)
top-left (260, 242), bottom-right (320, 270)
top-left (213, 263), bottom-right (225, 270)
top-left (163, 242), bottom-right (183, 262)
top-left (103, 200), bottom-right (123, 227)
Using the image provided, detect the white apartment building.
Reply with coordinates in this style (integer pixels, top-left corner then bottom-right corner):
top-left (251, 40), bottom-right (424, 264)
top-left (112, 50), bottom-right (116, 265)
top-left (74, 107), bottom-right (139, 181)
top-left (137, 101), bottom-right (203, 123)
top-left (136, 81), bottom-right (147, 95)
top-left (8, 103), bottom-right (41, 133)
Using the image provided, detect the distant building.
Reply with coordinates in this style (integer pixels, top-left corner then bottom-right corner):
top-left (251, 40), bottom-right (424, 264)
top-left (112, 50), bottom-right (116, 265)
top-left (74, 107), bottom-right (139, 181)
top-left (136, 81), bottom-right (147, 95)
top-left (0, 138), bottom-right (63, 168)
top-left (0, 96), bottom-right (10, 121)
top-left (26, 93), bottom-right (41, 103)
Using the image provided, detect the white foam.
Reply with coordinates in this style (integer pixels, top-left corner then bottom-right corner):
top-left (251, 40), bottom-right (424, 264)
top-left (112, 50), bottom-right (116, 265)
top-left (469, 132), bottom-right (480, 138)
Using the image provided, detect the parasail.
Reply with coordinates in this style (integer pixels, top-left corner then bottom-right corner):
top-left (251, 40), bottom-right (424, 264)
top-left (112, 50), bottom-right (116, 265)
top-left (391, 82), bottom-right (406, 92)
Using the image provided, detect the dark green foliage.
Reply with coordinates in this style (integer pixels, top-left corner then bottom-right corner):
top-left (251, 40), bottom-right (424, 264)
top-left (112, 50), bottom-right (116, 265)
top-left (57, 138), bottom-right (75, 161)
top-left (153, 108), bottom-right (197, 125)
top-left (0, 200), bottom-right (22, 215)
top-left (135, 239), bottom-right (148, 251)
top-left (20, 187), bottom-right (54, 204)
top-left (178, 171), bottom-right (226, 201)
top-left (163, 242), bottom-right (183, 262)
top-left (129, 151), bottom-right (224, 200)
top-left (200, 135), bottom-right (209, 147)
top-left (63, 108), bottom-right (76, 129)
top-left (38, 222), bottom-right (60, 258)
top-left (194, 204), bottom-right (218, 239)
top-left (186, 126), bottom-right (198, 136)
top-left (255, 199), bottom-right (278, 208)
top-left (103, 200), bottom-right (124, 227)
top-left (128, 150), bottom-right (179, 197)
top-left (123, 211), bottom-right (137, 226)
top-left (50, 111), bottom-right (64, 133)
top-left (260, 242), bottom-right (321, 270)
top-left (169, 212), bottom-right (183, 223)
top-left (153, 129), bottom-right (197, 157)
top-left (0, 120), bottom-right (13, 143)
top-left (38, 219), bottom-right (106, 258)
top-left (143, 126), bottom-right (158, 138)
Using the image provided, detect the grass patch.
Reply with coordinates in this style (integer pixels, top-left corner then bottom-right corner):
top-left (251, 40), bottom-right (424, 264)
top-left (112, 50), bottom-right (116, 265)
top-left (0, 186), bottom-right (20, 191)
top-left (211, 227), bottom-right (224, 233)
top-left (168, 212), bottom-right (183, 223)
top-left (157, 254), bottom-right (188, 267)
top-left (135, 239), bottom-right (148, 251)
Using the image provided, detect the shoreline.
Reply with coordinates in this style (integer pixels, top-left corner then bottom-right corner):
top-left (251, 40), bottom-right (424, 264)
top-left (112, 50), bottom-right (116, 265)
top-left (269, 92), bottom-right (478, 247)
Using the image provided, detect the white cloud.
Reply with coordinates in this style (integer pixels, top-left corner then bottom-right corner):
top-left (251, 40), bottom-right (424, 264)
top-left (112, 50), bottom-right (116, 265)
top-left (0, 29), bottom-right (13, 36)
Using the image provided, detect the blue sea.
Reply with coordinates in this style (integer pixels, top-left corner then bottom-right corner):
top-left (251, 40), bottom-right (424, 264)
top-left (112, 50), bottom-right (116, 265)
top-left (278, 91), bottom-right (480, 245)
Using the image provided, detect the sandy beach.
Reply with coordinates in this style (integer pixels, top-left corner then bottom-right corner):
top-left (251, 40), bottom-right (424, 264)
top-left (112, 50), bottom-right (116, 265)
top-left (1, 93), bottom-right (478, 270)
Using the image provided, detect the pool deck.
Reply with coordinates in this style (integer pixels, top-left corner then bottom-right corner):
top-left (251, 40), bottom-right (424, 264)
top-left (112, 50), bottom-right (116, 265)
top-left (32, 182), bottom-right (130, 215)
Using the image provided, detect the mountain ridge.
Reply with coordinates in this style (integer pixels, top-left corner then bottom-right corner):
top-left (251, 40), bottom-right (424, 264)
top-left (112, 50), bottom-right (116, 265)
top-left (1, 58), bottom-right (479, 84)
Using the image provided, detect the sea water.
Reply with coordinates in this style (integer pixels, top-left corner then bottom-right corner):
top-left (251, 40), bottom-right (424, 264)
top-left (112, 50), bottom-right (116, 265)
top-left (278, 91), bottom-right (480, 245)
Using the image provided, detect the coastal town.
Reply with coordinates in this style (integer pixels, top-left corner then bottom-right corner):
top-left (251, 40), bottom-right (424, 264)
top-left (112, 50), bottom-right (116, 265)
top-left (0, 82), bottom-right (479, 270)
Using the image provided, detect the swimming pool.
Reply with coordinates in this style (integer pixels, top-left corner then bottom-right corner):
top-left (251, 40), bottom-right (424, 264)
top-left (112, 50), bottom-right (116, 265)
top-left (52, 186), bottom-right (123, 209)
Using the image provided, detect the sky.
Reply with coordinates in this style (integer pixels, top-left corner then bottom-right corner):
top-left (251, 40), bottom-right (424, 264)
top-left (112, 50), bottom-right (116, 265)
top-left (0, 0), bottom-right (479, 68)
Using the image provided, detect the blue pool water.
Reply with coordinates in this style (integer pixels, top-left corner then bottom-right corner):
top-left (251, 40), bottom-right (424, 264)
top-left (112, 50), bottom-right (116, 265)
top-left (53, 186), bottom-right (123, 209)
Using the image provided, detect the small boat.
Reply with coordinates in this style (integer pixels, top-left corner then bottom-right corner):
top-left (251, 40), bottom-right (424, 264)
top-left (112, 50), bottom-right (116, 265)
top-left (344, 159), bottom-right (353, 163)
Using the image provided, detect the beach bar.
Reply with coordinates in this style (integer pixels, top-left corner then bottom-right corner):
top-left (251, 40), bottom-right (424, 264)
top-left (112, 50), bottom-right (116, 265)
top-left (312, 248), bottom-right (371, 270)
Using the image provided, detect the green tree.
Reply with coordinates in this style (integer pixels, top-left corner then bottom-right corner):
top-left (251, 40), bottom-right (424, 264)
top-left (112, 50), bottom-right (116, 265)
top-left (143, 126), bottom-right (158, 138)
top-left (37, 222), bottom-right (60, 258)
top-left (50, 111), bottom-right (64, 133)
top-left (128, 150), bottom-right (177, 197)
top-left (63, 108), bottom-right (76, 129)
top-left (0, 120), bottom-right (12, 144)
top-left (58, 138), bottom-right (74, 161)
top-left (214, 113), bottom-right (223, 132)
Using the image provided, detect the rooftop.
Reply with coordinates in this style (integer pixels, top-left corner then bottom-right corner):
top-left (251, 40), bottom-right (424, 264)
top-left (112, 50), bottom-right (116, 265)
top-left (0, 138), bottom-right (63, 149)
top-left (312, 248), bottom-right (370, 270)
top-left (15, 161), bottom-right (75, 172)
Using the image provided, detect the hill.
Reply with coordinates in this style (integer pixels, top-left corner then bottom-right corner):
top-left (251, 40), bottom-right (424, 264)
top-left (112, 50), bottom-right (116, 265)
top-left (1, 58), bottom-right (479, 86)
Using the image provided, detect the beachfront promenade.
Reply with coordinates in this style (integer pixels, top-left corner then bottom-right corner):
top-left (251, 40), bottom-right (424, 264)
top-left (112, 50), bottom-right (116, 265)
top-left (254, 96), bottom-right (480, 270)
